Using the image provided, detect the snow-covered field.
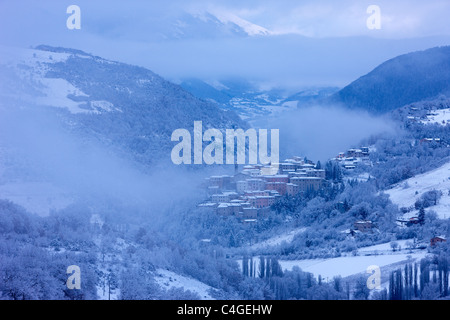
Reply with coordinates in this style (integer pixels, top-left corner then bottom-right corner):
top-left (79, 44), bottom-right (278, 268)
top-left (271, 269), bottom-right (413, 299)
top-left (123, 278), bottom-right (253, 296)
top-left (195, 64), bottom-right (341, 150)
top-left (280, 250), bottom-right (428, 281)
top-left (385, 160), bottom-right (450, 219)
top-left (421, 108), bottom-right (450, 125)
top-left (154, 269), bottom-right (216, 300)
top-left (356, 239), bottom-right (416, 255)
top-left (238, 239), bottom-right (428, 284)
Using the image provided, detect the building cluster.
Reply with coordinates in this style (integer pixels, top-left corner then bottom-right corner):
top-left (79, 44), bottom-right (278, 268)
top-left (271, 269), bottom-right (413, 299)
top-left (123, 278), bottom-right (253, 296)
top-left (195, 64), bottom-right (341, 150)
top-left (341, 220), bottom-right (375, 236)
top-left (406, 105), bottom-right (450, 125)
top-left (198, 156), bottom-right (325, 223)
top-left (334, 147), bottom-right (370, 170)
top-left (419, 138), bottom-right (442, 144)
top-left (396, 216), bottom-right (421, 227)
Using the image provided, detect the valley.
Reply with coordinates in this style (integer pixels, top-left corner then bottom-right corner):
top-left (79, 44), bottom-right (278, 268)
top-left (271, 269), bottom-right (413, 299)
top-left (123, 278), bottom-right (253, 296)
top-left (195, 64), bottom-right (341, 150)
top-left (1, 43), bottom-right (450, 301)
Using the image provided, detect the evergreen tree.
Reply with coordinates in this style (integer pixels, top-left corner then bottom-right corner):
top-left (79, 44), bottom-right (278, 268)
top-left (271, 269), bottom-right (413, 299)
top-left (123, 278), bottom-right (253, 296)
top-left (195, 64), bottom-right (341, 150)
top-left (258, 256), bottom-right (265, 279)
top-left (420, 259), bottom-right (430, 295)
top-left (389, 269), bottom-right (404, 300)
top-left (418, 207), bottom-right (425, 226)
top-left (315, 161), bottom-right (322, 170)
top-left (242, 255), bottom-right (249, 277)
top-left (414, 262), bottom-right (419, 298)
top-left (443, 259), bottom-right (449, 297)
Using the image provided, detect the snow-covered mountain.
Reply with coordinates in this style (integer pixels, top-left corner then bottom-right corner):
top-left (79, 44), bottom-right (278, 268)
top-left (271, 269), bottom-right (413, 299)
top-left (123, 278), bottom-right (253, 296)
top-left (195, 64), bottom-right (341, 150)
top-left (160, 10), bottom-right (271, 40)
top-left (0, 45), bottom-right (246, 167)
top-left (330, 46), bottom-right (450, 114)
top-left (0, 45), bottom-right (247, 216)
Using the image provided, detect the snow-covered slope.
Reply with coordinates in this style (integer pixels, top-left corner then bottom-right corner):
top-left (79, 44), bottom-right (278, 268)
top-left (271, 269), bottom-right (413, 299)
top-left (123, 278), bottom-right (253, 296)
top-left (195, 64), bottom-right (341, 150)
top-left (280, 252), bottom-right (427, 281)
top-left (0, 45), bottom-right (247, 215)
top-left (0, 45), bottom-right (246, 166)
top-left (165, 10), bottom-right (271, 40)
top-left (154, 269), bottom-right (217, 300)
top-left (248, 228), bottom-right (306, 251)
top-left (208, 10), bottom-right (272, 37)
top-left (421, 108), bottom-right (450, 125)
top-left (331, 46), bottom-right (450, 114)
top-left (385, 160), bottom-right (450, 219)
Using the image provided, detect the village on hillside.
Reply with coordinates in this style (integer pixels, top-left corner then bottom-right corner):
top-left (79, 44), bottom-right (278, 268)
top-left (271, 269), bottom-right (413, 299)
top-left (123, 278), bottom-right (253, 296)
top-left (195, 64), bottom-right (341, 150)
top-left (198, 147), bottom-right (372, 224)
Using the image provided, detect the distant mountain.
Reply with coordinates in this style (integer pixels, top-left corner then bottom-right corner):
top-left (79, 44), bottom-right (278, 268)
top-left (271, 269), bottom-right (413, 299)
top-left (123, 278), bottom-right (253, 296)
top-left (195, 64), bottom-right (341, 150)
top-left (160, 10), bottom-right (271, 40)
top-left (179, 78), bottom-right (233, 105)
top-left (330, 46), bottom-right (450, 113)
top-left (0, 45), bottom-right (247, 167)
top-left (180, 78), bottom-right (338, 122)
top-left (285, 87), bottom-right (340, 106)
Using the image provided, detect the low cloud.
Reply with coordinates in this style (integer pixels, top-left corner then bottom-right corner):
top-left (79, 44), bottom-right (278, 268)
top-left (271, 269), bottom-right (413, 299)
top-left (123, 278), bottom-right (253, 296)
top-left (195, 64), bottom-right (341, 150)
top-left (254, 104), bottom-right (397, 162)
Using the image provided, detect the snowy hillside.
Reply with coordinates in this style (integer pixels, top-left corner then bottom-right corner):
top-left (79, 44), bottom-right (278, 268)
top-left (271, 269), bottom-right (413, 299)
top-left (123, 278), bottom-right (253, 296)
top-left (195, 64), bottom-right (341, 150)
top-left (421, 108), bottom-right (450, 125)
top-left (331, 46), bottom-right (450, 113)
top-left (0, 45), bottom-right (246, 167)
top-left (0, 45), bottom-right (247, 216)
top-left (163, 10), bottom-right (272, 40)
top-left (248, 228), bottom-right (306, 251)
top-left (385, 160), bottom-right (450, 220)
top-left (154, 269), bottom-right (217, 300)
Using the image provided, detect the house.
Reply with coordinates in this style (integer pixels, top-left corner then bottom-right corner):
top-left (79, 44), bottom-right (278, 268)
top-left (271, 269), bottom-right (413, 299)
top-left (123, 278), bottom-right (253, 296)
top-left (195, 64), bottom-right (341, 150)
top-left (420, 138), bottom-right (441, 145)
top-left (208, 175), bottom-right (232, 189)
top-left (303, 169), bottom-right (326, 179)
top-left (236, 180), bottom-right (248, 194)
top-left (246, 178), bottom-right (266, 191)
top-left (240, 207), bottom-right (258, 219)
top-left (290, 177), bottom-right (322, 192)
top-left (287, 183), bottom-right (300, 196)
top-left (264, 175), bottom-right (289, 183)
top-left (341, 229), bottom-right (360, 237)
top-left (354, 220), bottom-right (373, 233)
top-left (234, 172), bottom-right (251, 182)
top-left (336, 152), bottom-right (345, 159)
top-left (236, 178), bottom-right (266, 193)
top-left (265, 182), bottom-right (287, 195)
top-left (244, 190), bottom-right (269, 197)
top-left (280, 162), bottom-right (296, 173)
top-left (228, 203), bottom-right (242, 215)
top-left (216, 203), bottom-right (233, 216)
top-left (211, 193), bottom-right (231, 203)
top-left (299, 163), bottom-right (315, 170)
top-left (361, 147), bottom-right (370, 156)
top-left (396, 218), bottom-right (409, 227)
top-left (207, 185), bottom-right (220, 195)
top-left (407, 217), bottom-right (420, 226)
top-left (430, 236), bottom-right (447, 247)
top-left (246, 196), bottom-right (272, 208)
top-left (242, 168), bottom-right (261, 176)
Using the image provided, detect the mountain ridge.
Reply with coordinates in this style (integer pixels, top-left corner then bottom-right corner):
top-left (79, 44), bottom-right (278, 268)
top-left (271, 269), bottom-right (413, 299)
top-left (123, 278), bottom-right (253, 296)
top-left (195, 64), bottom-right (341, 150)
top-left (0, 45), bottom-right (248, 168)
top-left (330, 46), bottom-right (450, 113)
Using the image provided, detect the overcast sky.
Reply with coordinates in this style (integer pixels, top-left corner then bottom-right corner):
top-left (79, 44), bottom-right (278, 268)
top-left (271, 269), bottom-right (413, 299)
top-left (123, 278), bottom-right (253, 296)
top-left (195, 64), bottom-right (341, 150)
top-left (1, 0), bottom-right (450, 88)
